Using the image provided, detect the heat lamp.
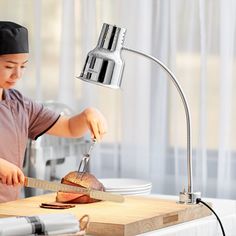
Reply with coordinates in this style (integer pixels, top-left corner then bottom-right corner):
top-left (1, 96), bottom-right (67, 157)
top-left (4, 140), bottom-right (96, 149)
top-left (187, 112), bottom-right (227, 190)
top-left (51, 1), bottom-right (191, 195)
top-left (78, 23), bottom-right (201, 204)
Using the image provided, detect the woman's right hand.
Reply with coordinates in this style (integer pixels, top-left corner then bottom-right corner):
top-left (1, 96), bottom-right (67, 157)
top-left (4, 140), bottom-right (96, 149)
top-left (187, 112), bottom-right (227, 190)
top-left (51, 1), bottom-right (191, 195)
top-left (0, 158), bottom-right (25, 186)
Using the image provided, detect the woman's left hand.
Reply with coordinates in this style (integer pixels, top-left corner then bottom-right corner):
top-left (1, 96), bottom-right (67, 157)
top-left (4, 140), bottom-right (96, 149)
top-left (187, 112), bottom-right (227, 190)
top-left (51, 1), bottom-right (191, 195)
top-left (82, 108), bottom-right (107, 141)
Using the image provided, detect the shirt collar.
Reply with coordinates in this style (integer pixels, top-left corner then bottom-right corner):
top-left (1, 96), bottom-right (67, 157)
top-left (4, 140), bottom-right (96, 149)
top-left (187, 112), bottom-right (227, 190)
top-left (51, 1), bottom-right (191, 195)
top-left (2, 89), bottom-right (10, 101)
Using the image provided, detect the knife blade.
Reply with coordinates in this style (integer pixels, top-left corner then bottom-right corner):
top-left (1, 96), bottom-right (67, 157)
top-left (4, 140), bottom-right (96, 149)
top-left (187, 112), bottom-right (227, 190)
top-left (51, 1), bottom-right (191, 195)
top-left (24, 177), bottom-right (124, 203)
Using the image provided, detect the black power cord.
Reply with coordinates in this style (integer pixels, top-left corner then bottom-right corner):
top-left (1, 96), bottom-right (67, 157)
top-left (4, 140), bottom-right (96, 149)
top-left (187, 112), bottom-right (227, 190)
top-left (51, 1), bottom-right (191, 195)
top-left (196, 198), bottom-right (226, 236)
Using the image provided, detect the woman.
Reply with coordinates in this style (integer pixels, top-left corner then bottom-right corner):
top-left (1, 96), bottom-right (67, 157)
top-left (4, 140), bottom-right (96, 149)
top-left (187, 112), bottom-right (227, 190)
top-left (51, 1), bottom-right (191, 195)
top-left (0, 21), bottom-right (107, 202)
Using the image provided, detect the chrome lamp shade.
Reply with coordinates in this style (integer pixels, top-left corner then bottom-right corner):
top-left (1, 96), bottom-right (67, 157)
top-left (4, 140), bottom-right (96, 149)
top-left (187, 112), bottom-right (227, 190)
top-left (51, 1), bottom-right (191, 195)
top-left (79, 24), bottom-right (126, 89)
top-left (78, 23), bottom-right (201, 204)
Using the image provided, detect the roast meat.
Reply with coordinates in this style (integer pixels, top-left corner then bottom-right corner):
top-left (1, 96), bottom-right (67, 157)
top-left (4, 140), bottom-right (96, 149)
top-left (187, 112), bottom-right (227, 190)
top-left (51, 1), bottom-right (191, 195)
top-left (56, 171), bottom-right (105, 204)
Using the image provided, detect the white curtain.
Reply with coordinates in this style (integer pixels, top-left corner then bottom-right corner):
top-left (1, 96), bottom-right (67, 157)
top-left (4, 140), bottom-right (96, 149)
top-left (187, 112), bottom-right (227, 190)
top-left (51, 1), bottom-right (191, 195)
top-left (3, 0), bottom-right (236, 199)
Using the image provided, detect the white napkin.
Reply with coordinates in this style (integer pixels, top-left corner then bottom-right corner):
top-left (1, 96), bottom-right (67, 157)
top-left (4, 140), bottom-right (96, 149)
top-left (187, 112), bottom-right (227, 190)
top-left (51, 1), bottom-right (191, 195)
top-left (0, 213), bottom-right (82, 236)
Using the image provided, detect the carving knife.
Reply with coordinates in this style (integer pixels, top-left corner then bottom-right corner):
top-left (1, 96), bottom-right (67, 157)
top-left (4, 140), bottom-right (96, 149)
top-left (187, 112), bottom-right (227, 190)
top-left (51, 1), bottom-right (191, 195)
top-left (24, 177), bottom-right (124, 203)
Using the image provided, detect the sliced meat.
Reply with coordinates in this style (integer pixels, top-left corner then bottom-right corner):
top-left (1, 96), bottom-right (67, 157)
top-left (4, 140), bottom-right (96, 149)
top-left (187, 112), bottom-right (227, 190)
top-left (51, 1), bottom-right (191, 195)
top-left (40, 202), bottom-right (75, 209)
top-left (56, 172), bottom-right (105, 204)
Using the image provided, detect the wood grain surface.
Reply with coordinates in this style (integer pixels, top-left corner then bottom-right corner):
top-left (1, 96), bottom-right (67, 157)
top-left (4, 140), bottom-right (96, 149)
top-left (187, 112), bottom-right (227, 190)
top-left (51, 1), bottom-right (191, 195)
top-left (0, 193), bottom-right (211, 236)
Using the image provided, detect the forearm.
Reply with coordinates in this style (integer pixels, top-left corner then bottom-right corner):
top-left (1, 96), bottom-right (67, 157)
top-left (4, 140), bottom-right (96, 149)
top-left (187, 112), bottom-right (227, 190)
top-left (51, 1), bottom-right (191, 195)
top-left (46, 113), bottom-right (88, 138)
top-left (68, 112), bottom-right (89, 137)
top-left (47, 107), bottom-right (107, 140)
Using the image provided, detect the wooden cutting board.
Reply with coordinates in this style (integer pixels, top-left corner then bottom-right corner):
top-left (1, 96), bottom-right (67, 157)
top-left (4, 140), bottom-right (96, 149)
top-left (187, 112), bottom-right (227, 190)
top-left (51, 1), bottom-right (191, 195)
top-left (0, 193), bottom-right (211, 236)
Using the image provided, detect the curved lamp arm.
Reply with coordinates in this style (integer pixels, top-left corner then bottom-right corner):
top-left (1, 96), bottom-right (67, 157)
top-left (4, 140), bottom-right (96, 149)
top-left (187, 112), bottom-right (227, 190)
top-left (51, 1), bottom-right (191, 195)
top-left (122, 46), bottom-right (193, 192)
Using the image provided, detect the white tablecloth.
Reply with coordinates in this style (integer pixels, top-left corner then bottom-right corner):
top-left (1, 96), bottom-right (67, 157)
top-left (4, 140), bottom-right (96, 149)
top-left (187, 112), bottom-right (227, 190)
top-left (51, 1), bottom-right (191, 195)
top-left (138, 195), bottom-right (236, 236)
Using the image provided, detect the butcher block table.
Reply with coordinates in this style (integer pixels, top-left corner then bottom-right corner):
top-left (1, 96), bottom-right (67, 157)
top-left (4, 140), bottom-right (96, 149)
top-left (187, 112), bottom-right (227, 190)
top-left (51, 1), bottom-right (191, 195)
top-left (0, 193), bottom-right (211, 236)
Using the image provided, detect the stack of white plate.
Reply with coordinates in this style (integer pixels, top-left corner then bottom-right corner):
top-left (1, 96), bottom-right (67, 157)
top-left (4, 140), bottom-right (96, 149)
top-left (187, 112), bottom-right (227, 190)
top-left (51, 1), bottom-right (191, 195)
top-left (99, 178), bottom-right (152, 196)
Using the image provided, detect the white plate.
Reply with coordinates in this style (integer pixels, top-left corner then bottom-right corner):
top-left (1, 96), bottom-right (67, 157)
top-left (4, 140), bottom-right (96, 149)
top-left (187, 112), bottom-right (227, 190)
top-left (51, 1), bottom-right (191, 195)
top-left (104, 186), bottom-right (152, 192)
top-left (99, 178), bottom-right (152, 190)
top-left (106, 189), bottom-right (152, 195)
top-left (124, 191), bottom-right (151, 196)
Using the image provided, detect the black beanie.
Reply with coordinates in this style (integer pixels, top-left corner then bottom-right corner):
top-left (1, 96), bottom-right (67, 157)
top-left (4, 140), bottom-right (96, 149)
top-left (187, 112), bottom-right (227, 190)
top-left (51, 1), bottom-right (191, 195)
top-left (0, 21), bottom-right (28, 55)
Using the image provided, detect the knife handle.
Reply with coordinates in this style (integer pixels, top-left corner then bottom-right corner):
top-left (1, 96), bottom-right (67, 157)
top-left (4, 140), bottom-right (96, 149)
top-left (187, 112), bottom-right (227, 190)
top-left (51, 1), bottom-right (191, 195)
top-left (24, 177), bottom-right (28, 186)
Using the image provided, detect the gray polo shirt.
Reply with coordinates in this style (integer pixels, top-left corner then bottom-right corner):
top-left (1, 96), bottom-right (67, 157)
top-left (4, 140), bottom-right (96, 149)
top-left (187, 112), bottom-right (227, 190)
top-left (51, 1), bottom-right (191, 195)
top-left (0, 89), bottom-right (60, 202)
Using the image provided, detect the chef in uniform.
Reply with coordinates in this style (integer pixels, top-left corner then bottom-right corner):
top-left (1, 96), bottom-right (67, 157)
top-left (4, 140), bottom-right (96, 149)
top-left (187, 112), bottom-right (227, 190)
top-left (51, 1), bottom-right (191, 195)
top-left (0, 21), bottom-right (107, 203)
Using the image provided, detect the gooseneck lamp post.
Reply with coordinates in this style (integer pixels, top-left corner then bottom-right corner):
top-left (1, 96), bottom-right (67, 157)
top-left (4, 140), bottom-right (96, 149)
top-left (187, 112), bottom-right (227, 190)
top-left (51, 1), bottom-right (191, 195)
top-left (78, 23), bottom-right (201, 204)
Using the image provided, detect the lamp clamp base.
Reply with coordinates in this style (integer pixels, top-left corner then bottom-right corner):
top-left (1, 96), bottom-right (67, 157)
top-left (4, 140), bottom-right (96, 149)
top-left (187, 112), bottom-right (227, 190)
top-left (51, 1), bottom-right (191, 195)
top-left (179, 190), bottom-right (201, 204)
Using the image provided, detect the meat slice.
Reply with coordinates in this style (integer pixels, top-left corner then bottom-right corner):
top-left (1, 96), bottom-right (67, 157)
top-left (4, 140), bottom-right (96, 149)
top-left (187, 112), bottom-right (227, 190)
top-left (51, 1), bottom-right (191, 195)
top-left (40, 202), bottom-right (75, 209)
top-left (56, 172), bottom-right (105, 204)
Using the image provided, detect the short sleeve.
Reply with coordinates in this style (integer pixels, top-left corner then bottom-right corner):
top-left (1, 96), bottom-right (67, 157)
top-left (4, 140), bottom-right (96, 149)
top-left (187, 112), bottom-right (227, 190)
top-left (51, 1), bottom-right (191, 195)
top-left (25, 98), bottom-right (60, 140)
